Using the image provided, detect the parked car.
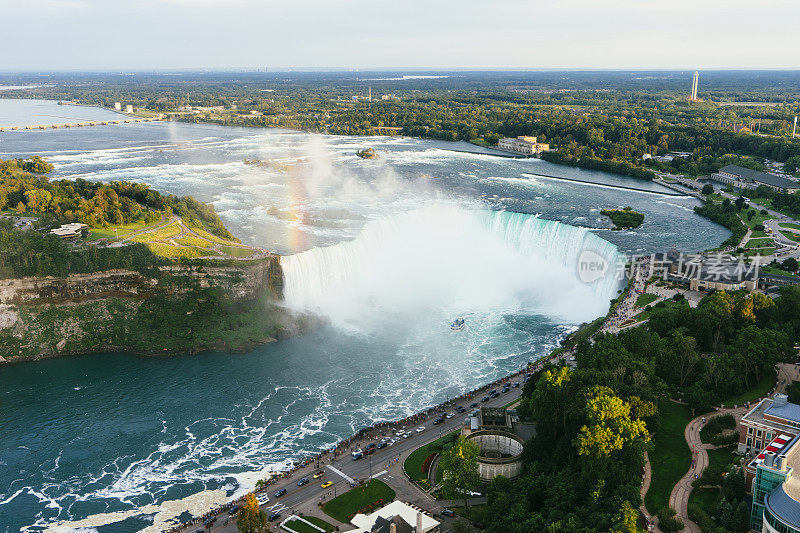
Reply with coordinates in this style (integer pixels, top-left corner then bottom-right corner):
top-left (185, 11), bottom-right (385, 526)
top-left (352, 450), bottom-right (363, 460)
top-left (256, 493), bottom-right (270, 505)
top-left (441, 509), bottom-right (455, 517)
top-left (416, 426), bottom-right (426, 432)
top-left (313, 470), bottom-right (325, 478)
top-left (297, 478), bottom-right (309, 486)
top-left (470, 402), bottom-right (479, 408)
top-left (481, 396), bottom-right (490, 402)
top-left (377, 441), bottom-right (387, 449)
top-left (456, 406), bottom-right (466, 413)
top-left (433, 417), bottom-right (443, 425)
top-left (512, 382), bottom-right (520, 388)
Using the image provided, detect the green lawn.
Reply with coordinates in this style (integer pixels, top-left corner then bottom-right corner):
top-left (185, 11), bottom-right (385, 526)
top-left (282, 516), bottom-right (335, 533)
top-left (720, 373), bottom-right (774, 408)
top-left (644, 400), bottom-right (693, 514)
top-left (86, 220), bottom-right (154, 241)
top-left (219, 244), bottom-right (255, 257)
top-left (404, 431), bottom-right (458, 484)
top-left (780, 222), bottom-right (800, 231)
top-left (322, 480), bottom-right (395, 523)
top-left (707, 446), bottom-right (737, 473)
top-left (763, 265), bottom-right (800, 279)
top-left (744, 247), bottom-right (775, 257)
top-left (745, 237), bottom-right (774, 248)
top-left (131, 221), bottom-right (182, 242)
top-left (749, 230), bottom-right (768, 239)
top-left (469, 138), bottom-right (492, 148)
top-left (635, 293), bottom-right (658, 307)
top-left (785, 232), bottom-right (800, 243)
top-left (743, 210), bottom-right (772, 229)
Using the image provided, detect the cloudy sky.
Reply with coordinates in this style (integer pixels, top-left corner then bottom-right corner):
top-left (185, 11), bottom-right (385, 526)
top-left (2, 0), bottom-right (798, 71)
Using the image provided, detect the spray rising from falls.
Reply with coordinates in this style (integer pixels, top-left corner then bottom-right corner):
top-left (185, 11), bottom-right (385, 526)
top-left (281, 204), bottom-right (624, 329)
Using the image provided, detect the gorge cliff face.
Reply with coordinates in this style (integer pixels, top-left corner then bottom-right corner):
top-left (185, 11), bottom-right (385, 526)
top-left (0, 255), bottom-right (301, 363)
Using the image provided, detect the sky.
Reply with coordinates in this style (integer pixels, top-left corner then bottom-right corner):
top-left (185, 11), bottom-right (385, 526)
top-left (1, 0), bottom-right (799, 71)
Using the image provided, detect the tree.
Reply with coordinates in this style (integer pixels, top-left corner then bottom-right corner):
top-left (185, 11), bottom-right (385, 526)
top-left (611, 500), bottom-right (639, 533)
top-left (577, 386), bottom-right (648, 458)
top-left (236, 493), bottom-right (268, 533)
top-left (702, 183), bottom-right (714, 195)
top-left (440, 435), bottom-right (481, 510)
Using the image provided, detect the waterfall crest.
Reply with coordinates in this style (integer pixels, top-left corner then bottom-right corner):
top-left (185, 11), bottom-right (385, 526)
top-left (281, 204), bottom-right (624, 328)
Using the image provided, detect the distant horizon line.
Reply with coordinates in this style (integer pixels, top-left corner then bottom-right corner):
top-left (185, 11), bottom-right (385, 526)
top-left (2, 67), bottom-right (800, 75)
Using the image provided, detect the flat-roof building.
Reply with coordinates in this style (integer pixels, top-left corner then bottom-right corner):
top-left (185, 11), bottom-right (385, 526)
top-left (50, 223), bottom-right (87, 238)
top-left (741, 396), bottom-right (800, 455)
top-left (711, 164), bottom-right (800, 193)
top-left (497, 136), bottom-right (549, 157)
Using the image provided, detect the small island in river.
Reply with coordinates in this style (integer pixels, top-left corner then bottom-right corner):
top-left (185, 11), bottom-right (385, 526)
top-left (356, 148), bottom-right (379, 159)
top-left (601, 207), bottom-right (645, 229)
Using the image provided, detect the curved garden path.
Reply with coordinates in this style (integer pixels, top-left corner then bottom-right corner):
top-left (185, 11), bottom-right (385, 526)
top-left (665, 363), bottom-right (798, 532)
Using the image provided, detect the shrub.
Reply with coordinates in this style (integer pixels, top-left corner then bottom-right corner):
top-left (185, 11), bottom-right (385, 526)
top-left (658, 507), bottom-right (684, 532)
top-left (700, 414), bottom-right (736, 444)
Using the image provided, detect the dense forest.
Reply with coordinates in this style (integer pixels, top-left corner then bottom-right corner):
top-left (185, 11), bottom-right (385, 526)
top-left (481, 287), bottom-right (799, 532)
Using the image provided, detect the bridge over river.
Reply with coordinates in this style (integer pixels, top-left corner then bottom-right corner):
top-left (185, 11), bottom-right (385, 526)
top-left (0, 117), bottom-right (161, 132)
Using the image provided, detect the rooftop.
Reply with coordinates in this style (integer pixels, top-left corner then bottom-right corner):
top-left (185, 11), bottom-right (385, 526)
top-left (350, 501), bottom-right (439, 533)
top-left (767, 484), bottom-right (800, 528)
top-left (718, 164), bottom-right (799, 190)
top-left (742, 398), bottom-right (800, 435)
top-left (766, 400), bottom-right (800, 425)
top-left (748, 433), bottom-right (794, 471)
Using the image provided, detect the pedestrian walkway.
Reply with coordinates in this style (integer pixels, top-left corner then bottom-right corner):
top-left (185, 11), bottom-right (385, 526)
top-left (639, 451), bottom-right (662, 532)
top-left (666, 406), bottom-right (748, 533)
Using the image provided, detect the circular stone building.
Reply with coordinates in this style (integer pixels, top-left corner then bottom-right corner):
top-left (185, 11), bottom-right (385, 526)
top-left (464, 430), bottom-right (525, 481)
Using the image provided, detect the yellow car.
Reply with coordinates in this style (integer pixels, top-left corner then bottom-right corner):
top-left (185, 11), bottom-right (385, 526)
top-left (321, 481), bottom-right (333, 488)
top-left (313, 471), bottom-right (325, 479)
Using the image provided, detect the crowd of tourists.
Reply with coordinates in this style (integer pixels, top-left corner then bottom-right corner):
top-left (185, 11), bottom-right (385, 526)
top-left (600, 256), bottom-right (651, 334)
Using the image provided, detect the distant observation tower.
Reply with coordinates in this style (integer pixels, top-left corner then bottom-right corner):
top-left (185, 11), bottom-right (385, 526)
top-left (687, 71), bottom-right (703, 102)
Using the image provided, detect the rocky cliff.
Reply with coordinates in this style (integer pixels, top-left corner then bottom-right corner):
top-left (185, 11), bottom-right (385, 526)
top-left (0, 255), bottom-right (305, 363)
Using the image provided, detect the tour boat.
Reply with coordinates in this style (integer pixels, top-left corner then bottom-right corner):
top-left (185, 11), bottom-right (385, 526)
top-left (451, 318), bottom-right (465, 331)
